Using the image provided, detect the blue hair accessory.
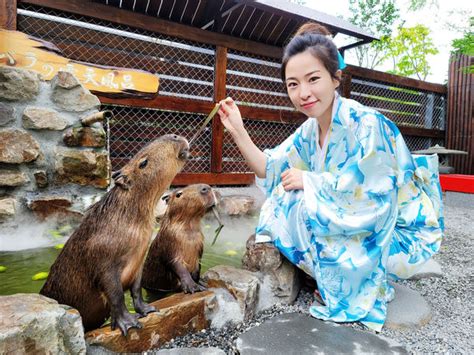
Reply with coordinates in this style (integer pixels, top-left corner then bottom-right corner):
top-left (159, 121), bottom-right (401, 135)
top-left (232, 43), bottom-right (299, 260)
top-left (337, 51), bottom-right (346, 70)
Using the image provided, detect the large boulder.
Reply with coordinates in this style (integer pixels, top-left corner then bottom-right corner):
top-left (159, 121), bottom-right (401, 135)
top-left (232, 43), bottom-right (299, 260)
top-left (0, 293), bottom-right (86, 354)
top-left (0, 67), bottom-right (40, 101)
top-left (63, 125), bottom-right (106, 147)
top-left (51, 71), bottom-right (100, 112)
top-left (22, 106), bottom-right (68, 130)
top-left (0, 128), bottom-right (41, 164)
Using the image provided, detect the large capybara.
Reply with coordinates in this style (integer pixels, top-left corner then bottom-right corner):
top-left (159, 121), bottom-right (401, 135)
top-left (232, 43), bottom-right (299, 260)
top-left (141, 184), bottom-right (216, 294)
top-left (40, 134), bottom-right (190, 335)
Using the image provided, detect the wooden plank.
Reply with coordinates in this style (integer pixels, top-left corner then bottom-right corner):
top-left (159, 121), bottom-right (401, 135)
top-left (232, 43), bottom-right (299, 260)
top-left (398, 127), bottom-right (445, 139)
top-left (227, 58), bottom-right (281, 78)
top-left (211, 45), bottom-right (227, 173)
top-left (172, 173), bottom-right (255, 186)
top-left (19, 0), bottom-right (283, 59)
top-left (346, 64), bottom-right (447, 94)
top-left (0, 0), bottom-right (17, 30)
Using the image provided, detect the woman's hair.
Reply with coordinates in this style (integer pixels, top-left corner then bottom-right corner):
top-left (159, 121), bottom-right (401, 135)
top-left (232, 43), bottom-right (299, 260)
top-left (281, 22), bottom-right (341, 82)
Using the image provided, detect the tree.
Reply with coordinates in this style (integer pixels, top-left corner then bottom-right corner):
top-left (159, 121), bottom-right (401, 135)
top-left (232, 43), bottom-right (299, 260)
top-left (450, 16), bottom-right (474, 74)
top-left (385, 24), bottom-right (438, 80)
top-left (347, 0), bottom-right (400, 69)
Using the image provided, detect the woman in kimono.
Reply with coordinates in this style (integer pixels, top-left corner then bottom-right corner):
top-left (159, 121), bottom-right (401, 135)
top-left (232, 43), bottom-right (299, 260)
top-left (217, 23), bottom-right (443, 331)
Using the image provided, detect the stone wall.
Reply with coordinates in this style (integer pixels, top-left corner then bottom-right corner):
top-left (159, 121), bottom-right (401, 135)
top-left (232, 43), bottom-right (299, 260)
top-left (0, 67), bottom-right (109, 229)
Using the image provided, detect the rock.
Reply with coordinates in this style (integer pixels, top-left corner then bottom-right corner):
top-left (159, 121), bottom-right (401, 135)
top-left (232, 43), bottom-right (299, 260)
top-left (63, 125), bottom-right (106, 147)
top-left (27, 195), bottom-right (83, 221)
top-left (202, 265), bottom-right (259, 321)
top-left (0, 197), bottom-right (16, 219)
top-left (385, 283), bottom-right (432, 330)
top-left (0, 67), bottom-right (40, 101)
top-left (242, 234), bottom-right (282, 272)
top-left (205, 287), bottom-right (244, 328)
top-left (0, 103), bottom-right (15, 126)
top-left (0, 293), bottom-right (86, 354)
top-left (51, 71), bottom-right (100, 112)
top-left (0, 169), bottom-right (29, 187)
top-left (218, 195), bottom-right (255, 216)
top-left (55, 148), bottom-right (110, 188)
top-left (409, 259), bottom-right (443, 280)
top-left (22, 106), bottom-right (68, 130)
top-left (157, 347), bottom-right (226, 354)
top-left (0, 128), bottom-right (41, 164)
top-left (34, 170), bottom-right (49, 188)
top-left (85, 291), bottom-right (216, 353)
top-left (236, 313), bottom-right (408, 355)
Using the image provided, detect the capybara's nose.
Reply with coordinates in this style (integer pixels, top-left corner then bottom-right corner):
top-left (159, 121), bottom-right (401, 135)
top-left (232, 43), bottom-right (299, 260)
top-left (200, 186), bottom-right (210, 194)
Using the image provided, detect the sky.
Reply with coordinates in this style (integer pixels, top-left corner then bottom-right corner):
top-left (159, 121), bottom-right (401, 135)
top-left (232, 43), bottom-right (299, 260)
top-left (304, 0), bottom-right (473, 84)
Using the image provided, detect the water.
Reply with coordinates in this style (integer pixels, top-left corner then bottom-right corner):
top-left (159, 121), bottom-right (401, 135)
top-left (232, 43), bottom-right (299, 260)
top-left (0, 214), bottom-right (258, 308)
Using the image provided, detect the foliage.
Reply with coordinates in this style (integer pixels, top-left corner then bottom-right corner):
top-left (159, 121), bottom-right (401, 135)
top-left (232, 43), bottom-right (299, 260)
top-left (347, 0), bottom-right (400, 69)
top-left (450, 17), bottom-right (474, 74)
top-left (384, 24), bottom-right (438, 80)
top-left (407, 0), bottom-right (438, 12)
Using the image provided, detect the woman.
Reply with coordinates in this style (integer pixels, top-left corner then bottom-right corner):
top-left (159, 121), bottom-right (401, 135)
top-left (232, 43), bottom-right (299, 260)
top-left (217, 23), bottom-right (443, 331)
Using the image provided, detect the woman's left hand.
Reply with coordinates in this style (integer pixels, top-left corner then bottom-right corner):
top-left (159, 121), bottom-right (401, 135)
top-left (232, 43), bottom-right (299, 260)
top-left (281, 168), bottom-right (304, 191)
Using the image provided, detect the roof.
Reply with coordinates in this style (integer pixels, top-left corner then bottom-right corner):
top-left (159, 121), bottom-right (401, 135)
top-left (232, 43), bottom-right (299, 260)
top-left (92, 0), bottom-right (377, 50)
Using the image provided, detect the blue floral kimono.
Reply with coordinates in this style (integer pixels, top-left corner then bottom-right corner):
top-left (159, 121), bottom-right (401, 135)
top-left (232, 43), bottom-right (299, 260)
top-left (255, 93), bottom-right (444, 331)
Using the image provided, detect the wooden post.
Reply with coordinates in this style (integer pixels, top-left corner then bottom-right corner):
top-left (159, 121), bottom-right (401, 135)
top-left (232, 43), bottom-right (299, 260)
top-left (0, 0), bottom-right (17, 30)
top-left (210, 46), bottom-right (227, 174)
top-left (341, 73), bottom-right (352, 98)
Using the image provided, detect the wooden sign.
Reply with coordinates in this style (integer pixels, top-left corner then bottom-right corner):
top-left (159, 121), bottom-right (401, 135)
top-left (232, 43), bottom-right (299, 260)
top-left (0, 29), bottom-right (159, 97)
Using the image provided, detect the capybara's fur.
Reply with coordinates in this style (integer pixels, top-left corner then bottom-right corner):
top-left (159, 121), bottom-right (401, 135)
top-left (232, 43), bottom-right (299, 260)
top-left (142, 184), bottom-right (216, 294)
top-left (40, 134), bottom-right (190, 335)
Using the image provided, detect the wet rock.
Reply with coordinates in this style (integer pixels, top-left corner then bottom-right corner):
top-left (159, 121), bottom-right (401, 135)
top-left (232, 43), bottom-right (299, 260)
top-left (0, 293), bottom-right (86, 354)
top-left (85, 291), bottom-right (216, 353)
top-left (242, 234), bottom-right (282, 272)
top-left (63, 125), bottom-right (106, 147)
top-left (0, 169), bottom-right (29, 187)
top-left (0, 67), bottom-right (40, 101)
top-left (202, 265), bottom-right (259, 321)
top-left (55, 148), bottom-right (110, 188)
top-left (22, 106), bottom-right (68, 130)
top-left (157, 347), bottom-right (226, 354)
top-left (0, 128), bottom-right (41, 163)
top-left (385, 283), bottom-right (432, 330)
top-left (34, 170), bottom-right (49, 188)
top-left (27, 195), bottom-right (83, 221)
top-left (51, 71), bottom-right (100, 112)
top-left (236, 313), bottom-right (408, 354)
top-left (218, 195), bottom-right (255, 216)
top-left (409, 259), bottom-right (443, 280)
top-left (0, 103), bottom-right (15, 126)
top-left (0, 197), bottom-right (16, 219)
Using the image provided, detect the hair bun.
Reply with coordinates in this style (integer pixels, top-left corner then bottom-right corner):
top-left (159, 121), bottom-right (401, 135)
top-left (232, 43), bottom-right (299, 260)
top-left (295, 22), bottom-right (331, 37)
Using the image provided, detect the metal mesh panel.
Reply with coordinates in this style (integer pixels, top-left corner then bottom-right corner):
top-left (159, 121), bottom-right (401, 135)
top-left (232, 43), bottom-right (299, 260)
top-left (103, 105), bottom-right (211, 173)
top-left (222, 119), bottom-right (300, 172)
top-left (17, 4), bottom-right (215, 101)
top-left (226, 50), bottom-right (293, 110)
top-left (350, 77), bottom-right (446, 130)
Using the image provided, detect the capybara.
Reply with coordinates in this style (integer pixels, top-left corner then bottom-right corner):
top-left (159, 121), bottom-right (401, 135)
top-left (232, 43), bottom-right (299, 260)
top-left (40, 134), bottom-right (190, 335)
top-left (142, 184), bottom-right (216, 294)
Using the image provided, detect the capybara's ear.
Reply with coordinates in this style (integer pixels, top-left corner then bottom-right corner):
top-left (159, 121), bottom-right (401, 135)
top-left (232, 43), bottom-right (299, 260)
top-left (114, 173), bottom-right (131, 190)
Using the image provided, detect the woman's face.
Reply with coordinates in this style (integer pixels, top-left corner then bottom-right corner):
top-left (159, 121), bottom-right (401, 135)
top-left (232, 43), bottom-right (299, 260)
top-left (285, 50), bottom-right (341, 122)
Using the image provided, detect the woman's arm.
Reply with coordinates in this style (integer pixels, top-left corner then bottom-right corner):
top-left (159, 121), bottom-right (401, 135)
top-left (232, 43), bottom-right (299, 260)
top-left (218, 97), bottom-right (267, 178)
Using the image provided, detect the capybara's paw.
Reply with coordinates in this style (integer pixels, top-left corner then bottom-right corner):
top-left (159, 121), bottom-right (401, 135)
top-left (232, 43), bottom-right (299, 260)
top-left (111, 312), bottom-right (142, 336)
top-left (182, 279), bottom-right (205, 294)
top-left (135, 303), bottom-right (157, 317)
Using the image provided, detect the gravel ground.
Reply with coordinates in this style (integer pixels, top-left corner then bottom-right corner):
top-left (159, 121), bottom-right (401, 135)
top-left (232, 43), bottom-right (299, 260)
top-left (155, 192), bottom-right (474, 354)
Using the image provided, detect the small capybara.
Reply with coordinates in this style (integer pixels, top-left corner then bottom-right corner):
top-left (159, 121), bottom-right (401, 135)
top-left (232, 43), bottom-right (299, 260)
top-left (40, 134), bottom-right (190, 335)
top-left (141, 184), bottom-right (217, 294)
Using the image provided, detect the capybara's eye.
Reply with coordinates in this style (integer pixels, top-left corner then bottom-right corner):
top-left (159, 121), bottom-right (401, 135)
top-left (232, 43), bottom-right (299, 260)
top-left (139, 159), bottom-right (148, 169)
top-left (176, 191), bottom-right (183, 198)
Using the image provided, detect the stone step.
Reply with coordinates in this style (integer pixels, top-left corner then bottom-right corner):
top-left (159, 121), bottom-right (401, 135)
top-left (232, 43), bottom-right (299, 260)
top-left (236, 313), bottom-right (408, 354)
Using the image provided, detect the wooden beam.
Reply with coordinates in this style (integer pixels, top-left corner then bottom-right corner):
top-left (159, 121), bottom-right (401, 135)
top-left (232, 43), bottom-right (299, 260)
top-left (172, 173), bottom-right (255, 186)
top-left (1, 0), bottom-right (17, 30)
top-left (211, 45), bottom-right (227, 174)
top-left (346, 65), bottom-right (447, 94)
top-left (398, 126), bottom-right (445, 139)
top-left (19, 0), bottom-right (283, 59)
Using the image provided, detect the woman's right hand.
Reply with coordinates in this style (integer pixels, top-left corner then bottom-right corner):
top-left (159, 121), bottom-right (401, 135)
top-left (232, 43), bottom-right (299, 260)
top-left (218, 97), bottom-right (245, 137)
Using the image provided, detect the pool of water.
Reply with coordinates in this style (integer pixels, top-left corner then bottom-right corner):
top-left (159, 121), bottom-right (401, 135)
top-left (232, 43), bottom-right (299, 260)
top-left (0, 214), bottom-right (258, 308)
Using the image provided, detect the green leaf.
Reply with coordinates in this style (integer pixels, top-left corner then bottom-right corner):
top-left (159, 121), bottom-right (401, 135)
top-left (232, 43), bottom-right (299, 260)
top-left (32, 272), bottom-right (49, 281)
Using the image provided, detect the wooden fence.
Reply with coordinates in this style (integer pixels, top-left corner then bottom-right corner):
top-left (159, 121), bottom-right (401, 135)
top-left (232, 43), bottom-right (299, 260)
top-left (10, 1), bottom-right (449, 185)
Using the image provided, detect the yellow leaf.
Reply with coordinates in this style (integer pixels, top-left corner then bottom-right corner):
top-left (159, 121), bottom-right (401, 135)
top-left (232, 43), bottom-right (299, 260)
top-left (32, 272), bottom-right (49, 281)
